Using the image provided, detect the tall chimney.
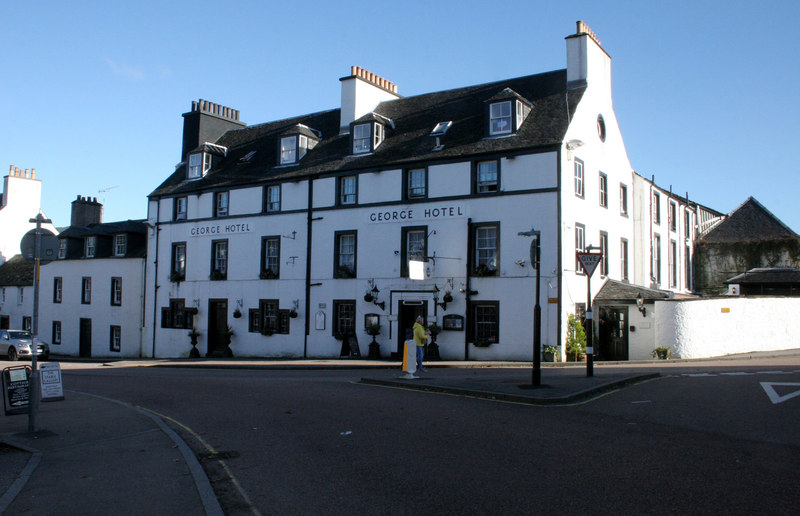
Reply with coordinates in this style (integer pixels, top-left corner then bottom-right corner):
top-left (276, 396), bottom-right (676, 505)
top-left (565, 20), bottom-right (611, 92)
top-left (181, 99), bottom-right (246, 161)
top-left (339, 66), bottom-right (400, 133)
top-left (71, 195), bottom-right (103, 226)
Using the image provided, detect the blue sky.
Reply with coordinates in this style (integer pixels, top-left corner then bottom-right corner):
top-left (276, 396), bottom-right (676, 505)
top-left (3, 1), bottom-right (799, 232)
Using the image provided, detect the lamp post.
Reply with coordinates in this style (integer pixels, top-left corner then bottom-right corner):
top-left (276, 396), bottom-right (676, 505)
top-left (518, 227), bottom-right (541, 386)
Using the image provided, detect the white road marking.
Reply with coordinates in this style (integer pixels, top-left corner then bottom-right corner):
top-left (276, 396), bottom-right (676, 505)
top-left (760, 382), bottom-right (800, 405)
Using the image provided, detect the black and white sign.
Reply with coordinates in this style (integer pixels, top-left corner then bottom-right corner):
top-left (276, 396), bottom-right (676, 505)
top-left (576, 252), bottom-right (603, 277)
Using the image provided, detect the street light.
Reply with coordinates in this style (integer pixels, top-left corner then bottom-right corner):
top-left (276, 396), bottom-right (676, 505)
top-left (518, 227), bottom-right (542, 387)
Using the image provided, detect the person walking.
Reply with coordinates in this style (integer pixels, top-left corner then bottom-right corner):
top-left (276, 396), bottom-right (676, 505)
top-left (413, 315), bottom-right (428, 372)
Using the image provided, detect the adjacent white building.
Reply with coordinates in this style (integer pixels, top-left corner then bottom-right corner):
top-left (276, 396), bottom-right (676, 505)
top-left (37, 196), bottom-right (147, 357)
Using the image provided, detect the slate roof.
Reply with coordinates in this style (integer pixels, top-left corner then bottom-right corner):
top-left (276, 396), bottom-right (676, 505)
top-left (0, 254), bottom-right (33, 287)
top-left (594, 279), bottom-right (675, 302)
top-left (725, 267), bottom-right (800, 285)
top-left (150, 69), bottom-right (584, 197)
top-left (700, 197), bottom-right (798, 243)
top-left (58, 220), bottom-right (147, 239)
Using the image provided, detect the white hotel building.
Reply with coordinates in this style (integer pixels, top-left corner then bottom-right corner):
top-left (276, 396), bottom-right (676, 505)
top-left (144, 22), bottom-right (719, 360)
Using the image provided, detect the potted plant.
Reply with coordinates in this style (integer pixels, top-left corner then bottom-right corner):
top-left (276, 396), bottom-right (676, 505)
top-left (260, 269), bottom-right (277, 280)
top-left (651, 346), bottom-right (672, 360)
top-left (289, 309), bottom-right (298, 319)
top-left (473, 337), bottom-right (492, 347)
top-left (363, 291), bottom-right (374, 302)
top-left (233, 308), bottom-right (242, 319)
top-left (187, 328), bottom-right (201, 358)
top-left (365, 323), bottom-right (381, 336)
top-left (210, 269), bottom-right (226, 281)
top-left (221, 326), bottom-right (235, 357)
top-left (426, 323), bottom-right (442, 360)
top-left (442, 292), bottom-right (453, 303)
top-left (335, 266), bottom-right (355, 279)
top-left (543, 344), bottom-right (559, 362)
top-left (565, 314), bottom-right (586, 361)
top-left (473, 264), bottom-right (496, 277)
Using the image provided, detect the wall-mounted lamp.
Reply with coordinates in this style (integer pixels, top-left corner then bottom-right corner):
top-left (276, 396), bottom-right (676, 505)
top-left (636, 294), bottom-right (647, 317)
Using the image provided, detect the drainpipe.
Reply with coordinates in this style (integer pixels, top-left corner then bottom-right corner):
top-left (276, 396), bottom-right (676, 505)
top-left (150, 200), bottom-right (160, 358)
top-left (303, 178), bottom-right (314, 358)
top-left (464, 217), bottom-right (472, 360)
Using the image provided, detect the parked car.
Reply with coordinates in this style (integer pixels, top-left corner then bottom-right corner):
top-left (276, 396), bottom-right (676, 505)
top-left (0, 329), bottom-right (50, 361)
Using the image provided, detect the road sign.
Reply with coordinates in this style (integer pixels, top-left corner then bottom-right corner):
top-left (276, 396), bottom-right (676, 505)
top-left (20, 228), bottom-right (60, 264)
top-left (576, 252), bottom-right (603, 277)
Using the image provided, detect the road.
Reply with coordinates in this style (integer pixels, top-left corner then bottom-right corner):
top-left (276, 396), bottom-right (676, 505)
top-left (61, 357), bottom-right (800, 515)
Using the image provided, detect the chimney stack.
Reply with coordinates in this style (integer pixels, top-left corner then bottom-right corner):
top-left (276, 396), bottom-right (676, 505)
top-left (181, 99), bottom-right (246, 161)
top-left (339, 66), bottom-right (400, 133)
top-left (71, 195), bottom-right (103, 227)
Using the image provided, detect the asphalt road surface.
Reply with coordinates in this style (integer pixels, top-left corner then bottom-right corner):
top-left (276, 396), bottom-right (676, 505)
top-left (62, 358), bottom-right (800, 515)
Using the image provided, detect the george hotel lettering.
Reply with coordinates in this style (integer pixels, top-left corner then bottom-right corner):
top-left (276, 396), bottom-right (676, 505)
top-left (190, 222), bottom-right (252, 236)
top-left (369, 204), bottom-right (465, 224)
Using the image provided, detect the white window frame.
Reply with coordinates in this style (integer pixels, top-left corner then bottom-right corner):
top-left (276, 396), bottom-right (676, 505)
top-left (574, 159), bottom-right (584, 198)
top-left (489, 101), bottom-right (512, 135)
top-left (339, 176), bottom-right (357, 205)
top-left (599, 173), bottom-right (608, 208)
top-left (114, 234), bottom-right (126, 257)
top-left (175, 197), bottom-right (187, 220)
top-left (620, 184), bottom-right (628, 216)
top-left (82, 277), bottom-right (92, 304)
top-left (474, 225), bottom-right (498, 271)
top-left (85, 236), bottom-right (96, 258)
top-left (575, 223), bottom-right (585, 274)
top-left (58, 239), bottom-right (67, 259)
top-left (280, 136), bottom-right (297, 164)
top-left (111, 277), bottom-right (122, 306)
top-left (266, 185), bottom-right (281, 212)
top-left (188, 152), bottom-right (210, 179)
top-left (407, 168), bottom-right (426, 199)
top-left (110, 325), bottom-right (121, 352)
top-left (213, 240), bottom-right (228, 276)
top-left (215, 191), bottom-right (229, 217)
top-left (476, 160), bottom-right (498, 193)
top-left (353, 124), bottom-right (371, 154)
top-left (53, 321), bottom-right (62, 345)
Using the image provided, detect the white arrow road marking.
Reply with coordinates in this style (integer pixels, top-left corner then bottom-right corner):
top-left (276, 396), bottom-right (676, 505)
top-left (760, 382), bottom-right (800, 404)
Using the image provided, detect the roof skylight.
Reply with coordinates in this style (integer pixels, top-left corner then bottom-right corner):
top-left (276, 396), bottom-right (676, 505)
top-left (430, 121), bottom-right (452, 136)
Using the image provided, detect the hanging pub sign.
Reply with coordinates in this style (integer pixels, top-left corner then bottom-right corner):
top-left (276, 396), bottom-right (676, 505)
top-left (3, 365), bottom-right (32, 416)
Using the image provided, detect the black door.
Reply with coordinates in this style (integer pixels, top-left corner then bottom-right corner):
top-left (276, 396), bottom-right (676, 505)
top-left (207, 299), bottom-right (228, 356)
top-left (396, 301), bottom-right (427, 357)
top-left (0, 315), bottom-right (9, 329)
top-left (598, 306), bottom-right (628, 361)
top-left (79, 318), bottom-right (92, 358)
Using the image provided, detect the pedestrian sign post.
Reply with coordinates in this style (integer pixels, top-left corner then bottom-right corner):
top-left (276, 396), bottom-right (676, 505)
top-left (576, 250), bottom-right (603, 377)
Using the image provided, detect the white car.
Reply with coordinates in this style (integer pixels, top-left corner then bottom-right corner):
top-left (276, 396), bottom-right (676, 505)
top-left (0, 329), bottom-right (50, 361)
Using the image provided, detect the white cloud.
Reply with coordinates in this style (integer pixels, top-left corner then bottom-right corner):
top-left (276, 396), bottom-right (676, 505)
top-left (104, 58), bottom-right (145, 81)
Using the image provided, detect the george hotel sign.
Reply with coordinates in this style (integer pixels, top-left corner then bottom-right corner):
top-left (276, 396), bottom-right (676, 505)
top-left (190, 221), bottom-right (253, 237)
top-left (368, 204), bottom-right (467, 224)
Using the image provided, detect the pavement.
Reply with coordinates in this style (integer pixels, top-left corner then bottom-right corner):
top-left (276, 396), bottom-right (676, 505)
top-left (1, 351), bottom-right (796, 514)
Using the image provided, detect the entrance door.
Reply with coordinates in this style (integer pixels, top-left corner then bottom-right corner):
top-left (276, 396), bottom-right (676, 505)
top-left (396, 301), bottom-right (428, 357)
top-left (79, 318), bottom-right (92, 358)
top-left (0, 315), bottom-right (8, 329)
top-left (207, 299), bottom-right (228, 356)
top-left (598, 307), bottom-right (628, 361)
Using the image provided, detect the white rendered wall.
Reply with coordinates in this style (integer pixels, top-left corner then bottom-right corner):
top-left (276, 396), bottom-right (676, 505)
top-left (0, 172), bottom-right (57, 264)
top-left (0, 285), bottom-right (31, 330)
top-left (39, 257), bottom-right (146, 357)
top-left (655, 297), bottom-right (800, 359)
top-left (560, 30), bottom-right (635, 357)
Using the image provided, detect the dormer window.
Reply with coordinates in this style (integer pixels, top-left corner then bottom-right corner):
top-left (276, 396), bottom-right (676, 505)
top-left (280, 135), bottom-right (309, 165)
top-left (188, 152), bottom-right (211, 179)
top-left (85, 236), bottom-right (96, 258)
top-left (351, 121), bottom-right (385, 154)
top-left (486, 89), bottom-right (533, 137)
top-left (490, 102), bottom-right (512, 135)
top-left (114, 234), bottom-right (127, 257)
